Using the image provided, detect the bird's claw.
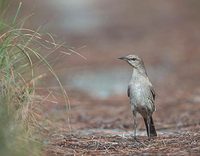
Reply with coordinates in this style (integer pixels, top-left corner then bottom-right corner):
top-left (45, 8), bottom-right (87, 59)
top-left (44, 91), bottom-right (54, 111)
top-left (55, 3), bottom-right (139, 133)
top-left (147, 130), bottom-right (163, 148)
top-left (132, 136), bottom-right (147, 147)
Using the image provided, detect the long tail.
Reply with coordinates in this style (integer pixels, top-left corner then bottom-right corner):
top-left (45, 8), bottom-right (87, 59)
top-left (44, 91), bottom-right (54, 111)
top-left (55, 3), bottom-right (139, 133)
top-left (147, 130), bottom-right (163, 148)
top-left (143, 116), bottom-right (157, 137)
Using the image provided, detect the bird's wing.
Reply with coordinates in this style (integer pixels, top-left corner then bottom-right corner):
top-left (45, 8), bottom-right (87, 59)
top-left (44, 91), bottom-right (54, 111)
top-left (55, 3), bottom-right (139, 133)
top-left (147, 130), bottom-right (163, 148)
top-left (150, 86), bottom-right (155, 100)
top-left (148, 85), bottom-right (156, 111)
top-left (127, 85), bottom-right (131, 97)
top-left (146, 77), bottom-right (155, 101)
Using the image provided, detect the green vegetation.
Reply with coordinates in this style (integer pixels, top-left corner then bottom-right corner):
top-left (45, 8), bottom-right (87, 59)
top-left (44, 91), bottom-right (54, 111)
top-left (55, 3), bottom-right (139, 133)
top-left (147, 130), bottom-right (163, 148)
top-left (0, 2), bottom-right (70, 155)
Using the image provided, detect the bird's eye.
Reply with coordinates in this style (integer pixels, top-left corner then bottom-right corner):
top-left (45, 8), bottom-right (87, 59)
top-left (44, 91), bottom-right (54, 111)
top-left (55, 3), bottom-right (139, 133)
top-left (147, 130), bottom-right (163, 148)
top-left (131, 58), bottom-right (137, 61)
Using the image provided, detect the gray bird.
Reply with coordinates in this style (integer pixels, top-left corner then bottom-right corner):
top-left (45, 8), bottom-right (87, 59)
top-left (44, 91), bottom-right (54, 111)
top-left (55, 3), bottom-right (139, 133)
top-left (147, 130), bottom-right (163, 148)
top-left (119, 54), bottom-right (157, 138)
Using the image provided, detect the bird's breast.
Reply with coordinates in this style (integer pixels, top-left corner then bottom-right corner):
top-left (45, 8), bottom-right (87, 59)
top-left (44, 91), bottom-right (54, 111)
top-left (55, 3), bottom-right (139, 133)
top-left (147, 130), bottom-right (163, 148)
top-left (129, 80), bottom-right (151, 108)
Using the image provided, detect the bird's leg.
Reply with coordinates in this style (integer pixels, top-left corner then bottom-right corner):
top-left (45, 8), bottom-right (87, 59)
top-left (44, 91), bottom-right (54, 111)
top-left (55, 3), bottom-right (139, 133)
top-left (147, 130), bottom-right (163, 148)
top-left (147, 114), bottom-right (151, 139)
top-left (133, 112), bottom-right (140, 143)
top-left (133, 112), bottom-right (141, 143)
top-left (132, 111), bottom-right (137, 140)
top-left (132, 112), bottom-right (147, 147)
top-left (133, 113), bottom-right (137, 140)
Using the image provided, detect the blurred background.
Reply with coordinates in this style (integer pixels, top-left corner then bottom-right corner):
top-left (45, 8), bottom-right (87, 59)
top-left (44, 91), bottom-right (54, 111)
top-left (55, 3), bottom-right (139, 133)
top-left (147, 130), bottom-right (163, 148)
top-left (9, 0), bottom-right (200, 100)
top-left (8, 0), bottom-right (200, 118)
top-left (2, 1), bottom-right (200, 154)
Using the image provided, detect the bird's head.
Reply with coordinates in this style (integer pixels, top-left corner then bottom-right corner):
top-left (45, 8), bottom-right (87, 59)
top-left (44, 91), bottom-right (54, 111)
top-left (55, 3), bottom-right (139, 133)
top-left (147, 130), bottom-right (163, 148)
top-left (118, 54), bottom-right (143, 68)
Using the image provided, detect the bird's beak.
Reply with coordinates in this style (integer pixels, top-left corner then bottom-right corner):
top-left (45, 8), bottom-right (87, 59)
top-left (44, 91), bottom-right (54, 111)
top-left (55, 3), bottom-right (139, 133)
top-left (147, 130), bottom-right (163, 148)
top-left (118, 56), bottom-right (127, 60)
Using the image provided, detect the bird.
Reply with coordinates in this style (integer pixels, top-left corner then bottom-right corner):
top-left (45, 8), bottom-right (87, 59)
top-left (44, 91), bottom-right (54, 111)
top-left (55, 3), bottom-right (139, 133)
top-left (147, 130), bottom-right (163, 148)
top-left (118, 54), bottom-right (157, 139)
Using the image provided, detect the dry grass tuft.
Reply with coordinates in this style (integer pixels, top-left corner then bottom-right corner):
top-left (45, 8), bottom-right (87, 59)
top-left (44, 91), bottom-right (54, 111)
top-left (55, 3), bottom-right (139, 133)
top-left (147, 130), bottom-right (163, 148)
top-left (0, 2), bottom-right (81, 155)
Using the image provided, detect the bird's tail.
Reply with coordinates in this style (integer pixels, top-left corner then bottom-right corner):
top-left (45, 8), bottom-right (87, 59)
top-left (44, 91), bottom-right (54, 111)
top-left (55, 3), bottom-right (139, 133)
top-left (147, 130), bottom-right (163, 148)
top-left (143, 116), bottom-right (157, 137)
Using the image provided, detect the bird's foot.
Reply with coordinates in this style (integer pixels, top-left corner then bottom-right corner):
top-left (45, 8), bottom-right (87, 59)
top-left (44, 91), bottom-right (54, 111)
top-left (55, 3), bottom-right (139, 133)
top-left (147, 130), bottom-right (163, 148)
top-left (132, 136), bottom-right (147, 147)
